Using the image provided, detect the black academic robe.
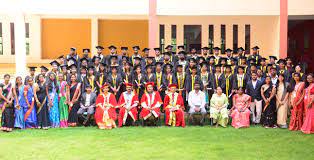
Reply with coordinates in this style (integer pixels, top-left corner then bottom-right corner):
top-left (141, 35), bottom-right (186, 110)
top-left (132, 73), bottom-right (146, 98)
top-left (232, 74), bottom-right (249, 89)
top-left (173, 72), bottom-right (188, 101)
top-left (185, 74), bottom-right (204, 93)
top-left (107, 73), bottom-right (123, 99)
top-left (224, 73), bottom-right (235, 97)
top-left (247, 54), bottom-right (262, 65)
top-left (83, 75), bottom-right (97, 93)
top-left (96, 72), bottom-right (107, 94)
top-left (211, 73), bottom-right (226, 91)
top-left (145, 73), bottom-right (156, 84)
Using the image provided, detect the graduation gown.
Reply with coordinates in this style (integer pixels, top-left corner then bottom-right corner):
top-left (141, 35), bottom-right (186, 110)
top-left (233, 74), bottom-right (249, 89)
top-left (163, 92), bottom-right (185, 127)
top-left (107, 74), bottom-right (123, 99)
top-left (83, 75), bottom-right (97, 93)
top-left (95, 93), bottom-right (117, 129)
top-left (185, 74), bottom-right (204, 93)
top-left (118, 91), bottom-right (139, 127)
top-left (133, 73), bottom-right (146, 98)
top-left (96, 72), bottom-right (107, 94)
top-left (211, 73), bottom-right (226, 90)
top-left (140, 91), bottom-right (162, 120)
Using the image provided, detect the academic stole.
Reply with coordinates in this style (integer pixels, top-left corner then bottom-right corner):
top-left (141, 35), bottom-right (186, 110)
top-left (167, 93), bottom-right (178, 126)
top-left (215, 73), bottom-right (221, 88)
top-left (191, 75), bottom-right (196, 90)
top-left (237, 74), bottom-right (244, 88)
top-left (201, 72), bottom-right (208, 87)
top-left (89, 76), bottom-right (95, 91)
top-left (177, 72), bottom-right (185, 94)
top-left (225, 74), bottom-right (231, 97)
top-left (156, 72), bottom-right (162, 89)
top-left (137, 74), bottom-right (141, 94)
top-left (167, 74), bottom-right (173, 85)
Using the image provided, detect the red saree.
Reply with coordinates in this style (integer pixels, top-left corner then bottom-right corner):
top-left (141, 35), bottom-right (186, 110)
top-left (95, 93), bottom-right (117, 129)
top-left (301, 83), bottom-right (314, 134)
top-left (289, 82), bottom-right (305, 131)
top-left (231, 94), bottom-right (251, 129)
top-left (163, 92), bottom-right (185, 127)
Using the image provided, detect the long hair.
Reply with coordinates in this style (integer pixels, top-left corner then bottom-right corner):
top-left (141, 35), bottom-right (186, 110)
top-left (15, 76), bottom-right (22, 96)
top-left (305, 73), bottom-right (314, 88)
top-left (46, 72), bottom-right (58, 92)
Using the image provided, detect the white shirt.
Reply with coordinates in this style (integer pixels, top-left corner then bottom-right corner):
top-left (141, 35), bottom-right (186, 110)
top-left (85, 93), bottom-right (91, 106)
top-left (271, 76), bottom-right (278, 85)
top-left (188, 90), bottom-right (206, 109)
top-left (252, 80), bottom-right (257, 89)
top-left (124, 92), bottom-right (133, 109)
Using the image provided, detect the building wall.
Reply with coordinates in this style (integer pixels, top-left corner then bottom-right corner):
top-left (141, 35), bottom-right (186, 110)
top-left (98, 20), bottom-right (148, 55)
top-left (41, 19), bottom-right (91, 59)
top-left (157, 16), bottom-right (280, 58)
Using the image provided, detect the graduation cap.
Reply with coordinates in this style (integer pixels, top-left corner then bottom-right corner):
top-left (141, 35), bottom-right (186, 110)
top-left (145, 64), bottom-right (153, 70)
top-left (177, 45), bottom-right (185, 49)
top-left (219, 57), bottom-right (227, 62)
top-left (164, 52), bottom-right (172, 57)
top-left (100, 62), bottom-right (106, 67)
top-left (237, 65), bottom-right (246, 70)
top-left (176, 64), bottom-right (183, 68)
top-left (213, 47), bottom-right (221, 50)
top-left (67, 57), bottom-right (77, 63)
top-left (164, 64), bottom-right (173, 70)
top-left (155, 62), bottom-right (163, 66)
top-left (260, 57), bottom-right (267, 62)
top-left (197, 56), bottom-right (206, 62)
top-left (201, 47), bottom-right (210, 50)
top-left (83, 48), bottom-right (90, 53)
top-left (277, 59), bottom-right (287, 65)
top-left (108, 45), bottom-right (117, 49)
top-left (133, 56), bottom-right (142, 61)
top-left (28, 66), bottom-right (37, 71)
top-left (165, 45), bottom-right (173, 49)
top-left (225, 64), bottom-right (232, 69)
top-left (69, 64), bottom-right (77, 69)
top-left (80, 66), bottom-right (87, 71)
top-left (189, 46), bottom-right (197, 51)
top-left (188, 58), bottom-right (196, 63)
top-left (110, 64), bottom-right (119, 69)
top-left (269, 56), bottom-right (278, 60)
top-left (60, 64), bottom-right (68, 69)
top-left (154, 47), bottom-right (160, 51)
top-left (80, 57), bottom-right (88, 63)
top-left (132, 46), bottom-right (140, 50)
top-left (50, 60), bottom-right (60, 66)
top-left (92, 56), bottom-right (101, 62)
top-left (200, 62), bottom-right (208, 68)
top-left (207, 56), bottom-right (216, 60)
top-left (252, 46), bottom-right (260, 50)
top-left (230, 57), bottom-right (238, 62)
top-left (96, 46), bottom-right (104, 50)
top-left (85, 84), bottom-right (92, 89)
top-left (225, 48), bottom-right (233, 52)
top-left (142, 48), bottom-right (150, 52)
top-left (40, 66), bottom-right (48, 71)
top-left (121, 47), bottom-right (128, 50)
top-left (237, 47), bottom-right (245, 52)
top-left (110, 55), bottom-right (118, 60)
top-left (178, 51), bottom-right (187, 55)
top-left (248, 57), bottom-right (256, 63)
top-left (87, 65), bottom-right (95, 70)
top-left (58, 55), bottom-right (64, 59)
top-left (70, 47), bottom-right (76, 51)
top-left (191, 65), bottom-right (198, 70)
top-left (134, 64), bottom-right (142, 70)
top-left (122, 55), bottom-right (129, 61)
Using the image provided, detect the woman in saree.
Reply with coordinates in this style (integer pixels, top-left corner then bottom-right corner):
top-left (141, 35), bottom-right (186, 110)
top-left (58, 73), bottom-right (69, 128)
top-left (275, 74), bottom-right (291, 128)
top-left (210, 86), bottom-right (229, 127)
top-left (301, 73), bottom-right (314, 134)
top-left (261, 76), bottom-right (277, 128)
top-left (0, 74), bottom-right (14, 132)
top-left (13, 76), bottom-right (25, 129)
top-left (67, 74), bottom-right (81, 127)
top-left (289, 73), bottom-right (305, 131)
top-left (95, 83), bottom-right (118, 129)
top-left (46, 72), bottom-right (60, 128)
top-left (22, 77), bottom-right (37, 128)
top-left (34, 74), bottom-right (50, 129)
top-left (230, 87), bottom-right (251, 129)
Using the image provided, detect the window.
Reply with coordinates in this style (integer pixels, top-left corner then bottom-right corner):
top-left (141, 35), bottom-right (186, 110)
top-left (10, 23), bottom-right (15, 55)
top-left (171, 25), bottom-right (177, 52)
top-left (0, 23), bottom-right (3, 55)
top-left (245, 24), bottom-right (251, 54)
top-left (220, 25), bottom-right (226, 53)
top-left (159, 24), bottom-right (165, 53)
top-left (26, 23), bottom-right (30, 55)
top-left (208, 25), bottom-right (214, 54)
top-left (233, 25), bottom-right (238, 53)
top-left (184, 25), bottom-right (201, 52)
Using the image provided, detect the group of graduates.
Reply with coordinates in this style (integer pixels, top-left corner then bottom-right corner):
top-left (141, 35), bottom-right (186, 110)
top-left (0, 44), bottom-right (314, 134)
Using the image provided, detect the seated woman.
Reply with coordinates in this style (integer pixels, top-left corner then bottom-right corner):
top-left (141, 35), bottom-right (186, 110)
top-left (95, 83), bottom-right (117, 130)
top-left (231, 87), bottom-right (251, 129)
top-left (210, 86), bottom-right (229, 127)
top-left (163, 84), bottom-right (185, 127)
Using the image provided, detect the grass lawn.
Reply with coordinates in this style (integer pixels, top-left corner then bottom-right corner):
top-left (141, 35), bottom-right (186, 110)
top-left (0, 126), bottom-right (313, 160)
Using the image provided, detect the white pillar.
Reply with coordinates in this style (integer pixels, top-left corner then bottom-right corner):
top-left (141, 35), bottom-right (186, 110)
top-left (14, 13), bottom-right (27, 77)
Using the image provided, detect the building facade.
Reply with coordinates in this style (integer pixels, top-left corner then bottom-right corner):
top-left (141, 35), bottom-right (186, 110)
top-left (0, 0), bottom-right (313, 75)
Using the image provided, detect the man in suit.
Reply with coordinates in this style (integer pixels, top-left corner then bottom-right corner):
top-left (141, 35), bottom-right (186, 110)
top-left (246, 72), bottom-right (263, 124)
top-left (77, 84), bottom-right (97, 126)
